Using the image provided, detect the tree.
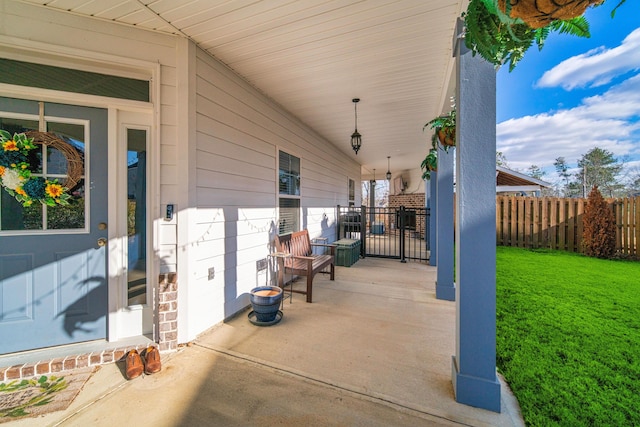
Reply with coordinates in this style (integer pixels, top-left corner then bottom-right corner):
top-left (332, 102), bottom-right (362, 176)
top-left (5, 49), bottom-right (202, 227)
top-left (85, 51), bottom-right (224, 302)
top-left (575, 148), bottom-right (623, 198)
top-left (375, 180), bottom-right (389, 207)
top-left (624, 166), bottom-right (640, 196)
top-left (565, 181), bottom-right (583, 198)
top-left (582, 186), bottom-right (616, 259)
top-left (632, 175), bottom-right (640, 196)
top-left (554, 157), bottom-right (571, 196)
top-left (527, 165), bottom-right (546, 180)
top-left (362, 179), bottom-right (389, 207)
top-left (496, 151), bottom-right (509, 168)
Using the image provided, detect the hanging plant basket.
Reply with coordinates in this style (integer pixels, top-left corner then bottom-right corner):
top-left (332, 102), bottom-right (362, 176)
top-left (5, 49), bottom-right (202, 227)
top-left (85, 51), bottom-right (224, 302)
top-left (420, 148), bottom-right (438, 180)
top-left (437, 128), bottom-right (456, 148)
top-left (424, 108), bottom-right (456, 151)
top-left (498, 0), bottom-right (603, 28)
top-left (24, 131), bottom-right (84, 189)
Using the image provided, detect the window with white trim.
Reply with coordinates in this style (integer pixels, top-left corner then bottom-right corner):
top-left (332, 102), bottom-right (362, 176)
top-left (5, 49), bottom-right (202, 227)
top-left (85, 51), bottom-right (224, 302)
top-left (278, 150), bottom-right (300, 235)
top-left (348, 178), bottom-right (355, 207)
top-left (0, 115), bottom-right (87, 232)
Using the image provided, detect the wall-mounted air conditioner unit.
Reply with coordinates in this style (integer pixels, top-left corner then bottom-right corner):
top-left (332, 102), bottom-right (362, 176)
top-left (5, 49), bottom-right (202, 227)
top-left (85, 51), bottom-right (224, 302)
top-left (393, 176), bottom-right (406, 193)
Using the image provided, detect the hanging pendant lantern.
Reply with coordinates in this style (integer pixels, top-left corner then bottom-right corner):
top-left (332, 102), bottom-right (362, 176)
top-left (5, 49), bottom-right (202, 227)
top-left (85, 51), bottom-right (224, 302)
top-left (350, 98), bottom-right (361, 154)
top-left (386, 156), bottom-right (392, 180)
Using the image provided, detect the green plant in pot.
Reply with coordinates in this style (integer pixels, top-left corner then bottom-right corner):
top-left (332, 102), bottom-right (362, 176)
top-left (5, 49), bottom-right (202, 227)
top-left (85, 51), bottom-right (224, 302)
top-left (424, 108), bottom-right (456, 152)
top-left (421, 148), bottom-right (438, 180)
top-left (463, 0), bottom-right (604, 71)
top-left (422, 105), bottom-right (455, 179)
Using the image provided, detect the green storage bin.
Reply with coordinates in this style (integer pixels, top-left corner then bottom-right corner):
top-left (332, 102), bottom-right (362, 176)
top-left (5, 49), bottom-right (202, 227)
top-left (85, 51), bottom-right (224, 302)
top-left (334, 239), bottom-right (361, 267)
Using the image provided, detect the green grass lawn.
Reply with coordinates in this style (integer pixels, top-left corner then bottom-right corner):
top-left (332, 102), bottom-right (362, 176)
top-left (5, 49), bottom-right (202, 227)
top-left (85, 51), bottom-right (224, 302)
top-left (496, 246), bottom-right (640, 426)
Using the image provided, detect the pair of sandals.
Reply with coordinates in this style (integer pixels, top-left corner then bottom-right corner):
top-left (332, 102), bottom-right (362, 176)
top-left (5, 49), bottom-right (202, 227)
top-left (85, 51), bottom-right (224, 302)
top-left (125, 346), bottom-right (161, 379)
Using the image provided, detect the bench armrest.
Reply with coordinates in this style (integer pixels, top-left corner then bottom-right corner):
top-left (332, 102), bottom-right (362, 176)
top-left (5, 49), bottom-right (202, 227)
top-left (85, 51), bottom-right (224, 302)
top-left (289, 255), bottom-right (314, 273)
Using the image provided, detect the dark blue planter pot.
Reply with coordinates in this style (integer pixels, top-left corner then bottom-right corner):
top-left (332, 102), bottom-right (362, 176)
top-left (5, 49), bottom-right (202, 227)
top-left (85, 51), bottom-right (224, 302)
top-left (249, 286), bottom-right (283, 322)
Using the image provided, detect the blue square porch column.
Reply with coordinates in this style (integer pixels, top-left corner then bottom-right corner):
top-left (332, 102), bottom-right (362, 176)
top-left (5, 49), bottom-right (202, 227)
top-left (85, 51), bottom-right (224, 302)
top-left (428, 172), bottom-right (437, 266)
top-left (451, 19), bottom-right (501, 412)
top-left (435, 148), bottom-right (455, 300)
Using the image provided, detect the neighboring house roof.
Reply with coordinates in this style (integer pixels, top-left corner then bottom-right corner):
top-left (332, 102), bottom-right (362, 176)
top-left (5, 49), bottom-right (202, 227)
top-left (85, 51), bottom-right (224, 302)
top-left (496, 165), bottom-right (552, 193)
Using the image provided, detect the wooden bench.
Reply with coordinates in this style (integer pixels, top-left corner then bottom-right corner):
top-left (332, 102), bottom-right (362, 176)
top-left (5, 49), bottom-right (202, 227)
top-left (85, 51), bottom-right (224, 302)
top-left (273, 230), bottom-right (335, 303)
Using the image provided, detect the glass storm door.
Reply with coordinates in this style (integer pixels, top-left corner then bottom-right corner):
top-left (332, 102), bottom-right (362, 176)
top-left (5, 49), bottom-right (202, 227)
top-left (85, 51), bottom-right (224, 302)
top-left (115, 111), bottom-right (153, 339)
top-left (0, 97), bottom-right (108, 354)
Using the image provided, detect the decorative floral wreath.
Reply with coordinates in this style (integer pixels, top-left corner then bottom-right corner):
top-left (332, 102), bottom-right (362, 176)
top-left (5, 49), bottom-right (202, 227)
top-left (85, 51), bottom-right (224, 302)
top-left (0, 130), bottom-right (72, 207)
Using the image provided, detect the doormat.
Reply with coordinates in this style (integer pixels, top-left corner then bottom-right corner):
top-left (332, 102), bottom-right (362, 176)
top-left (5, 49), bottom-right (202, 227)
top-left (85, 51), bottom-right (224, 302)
top-left (0, 367), bottom-right (95, 424)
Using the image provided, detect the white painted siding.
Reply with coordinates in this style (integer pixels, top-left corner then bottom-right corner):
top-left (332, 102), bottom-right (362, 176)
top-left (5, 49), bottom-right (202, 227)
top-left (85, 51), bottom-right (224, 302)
top-left (189, 47), bottom-right (360, 337)
top-left (0, 1), bottom-right (362, 345)
top-left (2, 3), bottom-right (181, 275)
top-left (0, 2), bottom-right (181, 334)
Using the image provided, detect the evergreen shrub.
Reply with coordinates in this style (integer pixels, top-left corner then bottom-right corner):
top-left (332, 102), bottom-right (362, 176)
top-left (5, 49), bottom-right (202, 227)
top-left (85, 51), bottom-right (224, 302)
top-left (582, 186), bottom-right (616, 258)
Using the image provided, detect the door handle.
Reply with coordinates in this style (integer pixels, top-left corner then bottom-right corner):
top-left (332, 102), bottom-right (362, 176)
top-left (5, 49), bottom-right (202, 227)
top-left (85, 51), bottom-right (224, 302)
top-left (97, 237), bottom-right (107, 247)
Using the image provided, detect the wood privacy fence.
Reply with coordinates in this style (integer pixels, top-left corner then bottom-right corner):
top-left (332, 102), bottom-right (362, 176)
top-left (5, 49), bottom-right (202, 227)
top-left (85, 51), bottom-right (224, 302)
top-left (496, 196), bottom-right (639, 256)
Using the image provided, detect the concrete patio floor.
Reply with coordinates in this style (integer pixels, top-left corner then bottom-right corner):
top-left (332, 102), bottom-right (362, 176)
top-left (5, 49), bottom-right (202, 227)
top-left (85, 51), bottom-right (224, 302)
top-left (10, 257), bottom-right (524, 426)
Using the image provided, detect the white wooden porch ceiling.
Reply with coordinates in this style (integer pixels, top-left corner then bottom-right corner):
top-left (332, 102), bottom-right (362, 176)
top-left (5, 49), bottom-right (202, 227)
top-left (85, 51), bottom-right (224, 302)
top-left (21, 0), bottom-right (466, 177)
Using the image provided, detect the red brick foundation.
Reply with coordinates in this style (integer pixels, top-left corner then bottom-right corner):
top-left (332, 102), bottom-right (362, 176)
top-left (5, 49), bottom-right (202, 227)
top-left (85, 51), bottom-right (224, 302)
top-left (158, 272), bottom-right (178, 352)
top-left (0, 344), bottom-right (149, 382)
top-left (1, 273), bottom-right (179, 381)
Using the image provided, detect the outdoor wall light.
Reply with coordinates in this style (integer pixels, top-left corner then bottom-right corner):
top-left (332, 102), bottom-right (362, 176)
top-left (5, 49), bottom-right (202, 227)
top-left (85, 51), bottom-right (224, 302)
top-left (372, 168), bottom-right (376, 187)
top-left (351, 98), bottom-right (361, 154)
top-left (386, 156), bottom-right (392, 180)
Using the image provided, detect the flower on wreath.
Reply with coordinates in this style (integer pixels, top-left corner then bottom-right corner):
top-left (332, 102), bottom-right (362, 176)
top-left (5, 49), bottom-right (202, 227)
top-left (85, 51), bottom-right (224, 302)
top-left (0, 167), bottom-right (23, 190)
top-left (0, 130), bottom-right (71, 207)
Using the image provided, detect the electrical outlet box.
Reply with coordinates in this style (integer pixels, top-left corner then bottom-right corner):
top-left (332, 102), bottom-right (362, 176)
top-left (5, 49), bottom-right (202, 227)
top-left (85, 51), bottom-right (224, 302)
top-left (256, 258), bottom-right (268, 272)
top-left (208, 267), bottom-right (215, 281)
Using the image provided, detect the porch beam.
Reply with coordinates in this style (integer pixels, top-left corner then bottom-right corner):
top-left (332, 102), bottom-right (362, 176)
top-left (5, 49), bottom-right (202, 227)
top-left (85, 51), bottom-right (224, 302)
top-left (451, 19), bottom-right (501, 412)
top-left (496, 185), bottom-right (542, 193)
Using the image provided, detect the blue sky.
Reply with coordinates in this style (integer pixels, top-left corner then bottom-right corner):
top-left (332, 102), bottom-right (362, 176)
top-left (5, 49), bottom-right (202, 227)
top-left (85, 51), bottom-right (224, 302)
top-left (496, 3), bottom-right (640, 186)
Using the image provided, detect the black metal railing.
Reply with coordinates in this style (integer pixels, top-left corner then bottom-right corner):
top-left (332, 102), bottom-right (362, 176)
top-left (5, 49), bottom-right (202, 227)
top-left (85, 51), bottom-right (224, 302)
top-left (337, 205), bottom-right (429, 262)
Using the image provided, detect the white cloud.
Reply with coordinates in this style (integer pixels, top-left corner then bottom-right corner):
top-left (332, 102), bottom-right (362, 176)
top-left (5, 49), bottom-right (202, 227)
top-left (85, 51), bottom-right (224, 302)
top-left (537, 27), bottom-right (640, 90)
top-left (497, 73), bottom-right (640, 178)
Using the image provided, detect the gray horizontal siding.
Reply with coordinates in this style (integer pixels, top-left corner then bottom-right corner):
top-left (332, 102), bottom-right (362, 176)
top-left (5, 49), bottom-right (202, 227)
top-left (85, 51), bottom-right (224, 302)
top-left (187, 47), bottom-right (358, 335)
